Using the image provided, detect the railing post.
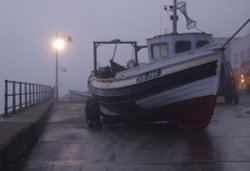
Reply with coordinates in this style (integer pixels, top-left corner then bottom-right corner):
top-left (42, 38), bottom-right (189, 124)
top-left (29, 83), bottom-right (32, 107)
top-left (25, 83), bottom-right (28, 109)
top-left (4, 80), bottom-right (9, 117)
top-left (19, 82), bottom-right (23, 111)
top-left (43, 85), bottom-right (45, 102)
top-left (36, 84), bottom-right (38, 104)
top-left (13, 81), bottom-right (16, 113)
top-left (38, 84), bottom-right (43, 103)
top-left (32, 84), bottom-right (35, 105)
top-left (40, 85), bottom-right (43, 103)
top-left (45, 86), bottom-right (47, 101)
top-left (39, 84), bottom-right (41, 103)
top-left (43, 86), bottom-right (45, 101)
top-left (47, 86), bottom-right (49, 100)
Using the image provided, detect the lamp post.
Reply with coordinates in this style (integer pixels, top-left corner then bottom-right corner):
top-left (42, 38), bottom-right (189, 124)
top-left (53, 33), bottom-right (72, 101)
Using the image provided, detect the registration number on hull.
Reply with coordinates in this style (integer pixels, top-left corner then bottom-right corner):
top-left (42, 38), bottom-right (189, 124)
top-left (137, 69), bottom-right (161, 83)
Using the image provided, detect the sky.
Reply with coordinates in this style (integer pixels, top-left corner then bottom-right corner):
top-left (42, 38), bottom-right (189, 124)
top-left (0, 0), bottom-right (249, 104)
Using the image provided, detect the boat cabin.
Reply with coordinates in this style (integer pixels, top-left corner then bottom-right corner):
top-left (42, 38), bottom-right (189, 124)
top-left (147, 33), bottom-right (212, 62)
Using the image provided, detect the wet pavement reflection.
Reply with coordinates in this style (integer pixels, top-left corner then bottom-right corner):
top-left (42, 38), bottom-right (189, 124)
top-left (22, 95), bottom-right (250, 171)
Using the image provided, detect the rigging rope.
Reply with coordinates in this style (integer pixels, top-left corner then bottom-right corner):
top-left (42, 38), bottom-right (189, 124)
top-left (111, 44), bottom-right (118, 61)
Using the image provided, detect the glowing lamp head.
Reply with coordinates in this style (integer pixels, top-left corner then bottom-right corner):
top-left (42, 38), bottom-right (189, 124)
top-left (53, 38), bottom-right (65, 51)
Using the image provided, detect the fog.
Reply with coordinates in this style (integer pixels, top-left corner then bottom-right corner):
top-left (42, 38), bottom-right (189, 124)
top-left (0, 0), bottom-right (249, 111)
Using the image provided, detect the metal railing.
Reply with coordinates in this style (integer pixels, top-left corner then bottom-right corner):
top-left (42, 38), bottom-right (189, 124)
top-left (4, 80), bottom-right (54, 116)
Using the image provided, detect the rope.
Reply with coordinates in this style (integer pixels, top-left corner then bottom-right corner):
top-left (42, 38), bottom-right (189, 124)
top-left (111, 44), bottom-right (118, 61)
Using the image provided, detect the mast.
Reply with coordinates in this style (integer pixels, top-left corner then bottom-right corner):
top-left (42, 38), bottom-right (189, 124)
top-left (171, 0), bottom-right (178, 34)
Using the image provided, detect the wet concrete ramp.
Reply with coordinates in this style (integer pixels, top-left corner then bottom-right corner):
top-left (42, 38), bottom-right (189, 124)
top-left (22, 95), bottom-right (250, 170)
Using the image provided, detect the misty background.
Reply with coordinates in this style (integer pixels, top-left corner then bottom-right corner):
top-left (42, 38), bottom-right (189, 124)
top-left (0, 0), bottom-right (249, 113)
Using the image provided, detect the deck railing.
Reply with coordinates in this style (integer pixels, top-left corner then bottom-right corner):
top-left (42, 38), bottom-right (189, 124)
top-left (4, 80), bottom-right (54, 116)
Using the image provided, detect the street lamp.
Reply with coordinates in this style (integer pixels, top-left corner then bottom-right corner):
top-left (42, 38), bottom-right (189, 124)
top-left (53, 33), bottom-right (72, 101)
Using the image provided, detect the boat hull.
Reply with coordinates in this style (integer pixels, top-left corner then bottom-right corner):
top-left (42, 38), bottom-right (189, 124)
top-left (101, 95), bottom-right (216, 129)
top-left (150, 95), bottom-right (216, 129)
top-left (90, 78), bottom-right (219, 129)
top-left (88, 48), bottom-right (222, 129)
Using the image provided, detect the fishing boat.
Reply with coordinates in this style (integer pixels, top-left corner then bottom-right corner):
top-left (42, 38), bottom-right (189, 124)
top-left (86, 0), bottom-right (225, 129)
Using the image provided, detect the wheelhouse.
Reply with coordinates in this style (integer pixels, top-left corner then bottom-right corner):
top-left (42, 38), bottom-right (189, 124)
top-left (147, 33), bottom-right (212, 62)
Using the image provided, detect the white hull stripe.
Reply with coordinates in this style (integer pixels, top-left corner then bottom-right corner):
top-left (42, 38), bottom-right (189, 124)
top-left (136, 76), bottom-right (218, 109)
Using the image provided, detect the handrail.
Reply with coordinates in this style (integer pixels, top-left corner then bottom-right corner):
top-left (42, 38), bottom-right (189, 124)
top-left (3, 80), bottom-right (54, 116)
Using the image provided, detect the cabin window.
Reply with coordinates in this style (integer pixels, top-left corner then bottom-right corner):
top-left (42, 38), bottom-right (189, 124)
top-left (152, 43), bottom-right (168, 59)
top-left (175, 41), bottom-right (191, 54)
top-left (196, 41), bottom-right (209, 48)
